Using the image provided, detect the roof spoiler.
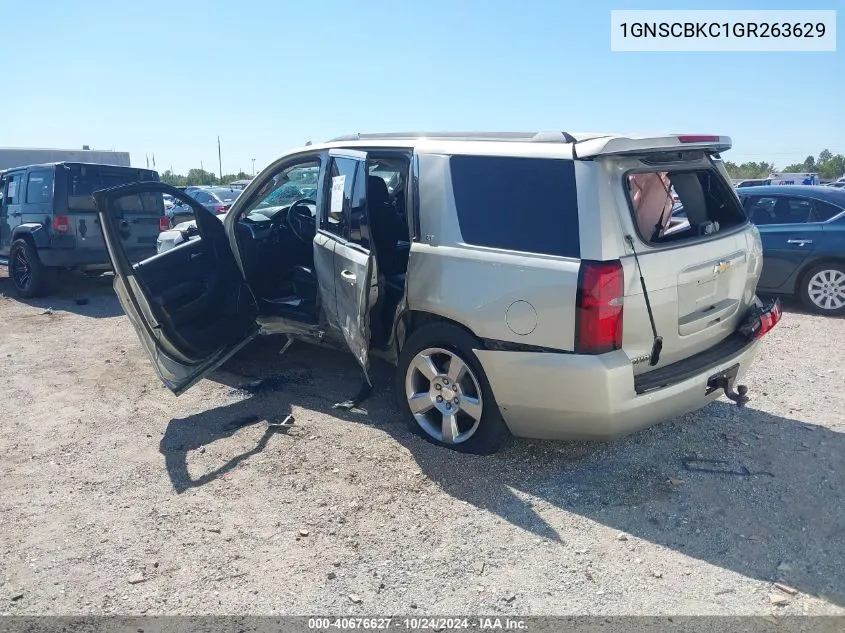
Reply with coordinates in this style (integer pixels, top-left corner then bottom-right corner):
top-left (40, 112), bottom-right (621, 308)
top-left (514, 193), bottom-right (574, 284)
top-left (574, 135), bottom-right (732, 158)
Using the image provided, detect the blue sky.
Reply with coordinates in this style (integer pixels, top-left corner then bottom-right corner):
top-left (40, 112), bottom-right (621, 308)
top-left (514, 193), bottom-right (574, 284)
top-left (2, 0), bottom-right (842, 174)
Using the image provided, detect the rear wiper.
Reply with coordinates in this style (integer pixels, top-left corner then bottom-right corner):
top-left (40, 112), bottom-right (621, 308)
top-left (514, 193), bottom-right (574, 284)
top-left (625, 235), bottom-right (663, 366)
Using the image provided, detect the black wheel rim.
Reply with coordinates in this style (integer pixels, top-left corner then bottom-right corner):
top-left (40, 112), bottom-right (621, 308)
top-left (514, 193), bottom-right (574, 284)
top-left (11, 248), bottom-right (31, 289)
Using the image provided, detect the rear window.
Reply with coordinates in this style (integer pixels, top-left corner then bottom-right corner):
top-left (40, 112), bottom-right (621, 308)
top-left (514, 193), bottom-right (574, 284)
top-left (209, 188), bottom-right (242, 203)
top-left (625, 167), bottom-right (746, 245)
top-left (66, 166), bottom-right (158, 211)
top-left (449, 155), bottom-right (580, 258)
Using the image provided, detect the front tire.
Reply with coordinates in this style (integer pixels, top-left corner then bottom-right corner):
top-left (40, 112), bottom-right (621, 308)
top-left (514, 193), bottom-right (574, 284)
top-left (9, 239), bottom-right (52, 298)
top-left (800, 263), bottom-right (845, 316)
top-left (396, 322), bottom-right (510, 454)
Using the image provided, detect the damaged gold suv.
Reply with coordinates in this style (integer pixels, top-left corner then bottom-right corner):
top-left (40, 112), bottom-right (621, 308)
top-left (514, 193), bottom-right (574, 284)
top-left (95, 132), bottom-right (780, 454)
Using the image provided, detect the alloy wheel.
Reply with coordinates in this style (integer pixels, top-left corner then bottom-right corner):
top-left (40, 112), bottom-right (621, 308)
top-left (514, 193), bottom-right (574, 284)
top-left (11, 248), bottom-right (32, 290)
top-left (404, 347), bottom-right (484, 444)
top-left (807, 269), bottom-right (845, 311)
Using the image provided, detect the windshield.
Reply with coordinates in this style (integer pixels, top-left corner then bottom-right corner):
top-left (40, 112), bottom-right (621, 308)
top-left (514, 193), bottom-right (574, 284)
top-left (67, 166), bottom-right (159, 211)
top-left (249, 162), bottom-right (319, 218)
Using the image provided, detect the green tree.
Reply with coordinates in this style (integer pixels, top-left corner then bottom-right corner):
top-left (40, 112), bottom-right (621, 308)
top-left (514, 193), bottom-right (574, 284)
top-left (185, 169), bottom-right (218, 186)
top-left (818, 149), bottom-right (833, 164)
top-left (160, 170), bottom-right (187, 186)
top-left (724, 161), bottom-right (774, 180)
top-left (819, 154), bottom-right (845, 180)
top-left (220, 172), bottom-right (252, 184)
top-left (802, 155), bottom-right (816, 171)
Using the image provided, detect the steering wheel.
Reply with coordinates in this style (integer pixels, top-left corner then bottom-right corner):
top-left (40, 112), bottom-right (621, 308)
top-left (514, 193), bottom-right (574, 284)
top-left (286, 198), bottom-right (317, 243)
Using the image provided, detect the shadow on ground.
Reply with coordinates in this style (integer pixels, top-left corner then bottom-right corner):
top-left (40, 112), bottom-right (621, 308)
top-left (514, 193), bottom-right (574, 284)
top-left (0, 268), bottom-right (123, 318)
top-left (159, 336), bottom-right (844, 605)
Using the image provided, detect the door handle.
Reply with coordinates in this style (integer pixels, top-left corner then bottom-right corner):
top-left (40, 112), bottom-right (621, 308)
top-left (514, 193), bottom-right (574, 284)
top-left (787, 239), bottom-right (812, 245)
top-left (189, 252), bottom-right (202, 260)
top-left (340, 270), bottom-right (357, 283)
top-left (11, 212), bottom-right (21, 217)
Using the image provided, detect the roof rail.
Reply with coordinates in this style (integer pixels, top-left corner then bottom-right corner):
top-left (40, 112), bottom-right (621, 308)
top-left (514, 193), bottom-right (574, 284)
top-left (326, 131), bottom-right (577, 143)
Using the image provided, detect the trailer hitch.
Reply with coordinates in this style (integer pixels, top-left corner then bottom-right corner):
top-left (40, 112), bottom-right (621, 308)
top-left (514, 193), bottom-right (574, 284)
top-left (707, 375), bottom-right (749, 407)
top-left (706, 364), bottom-right (749, 407)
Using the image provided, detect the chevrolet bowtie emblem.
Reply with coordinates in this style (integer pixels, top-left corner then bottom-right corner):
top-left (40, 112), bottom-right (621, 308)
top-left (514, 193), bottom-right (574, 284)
top-left (714, 261), bottom-right (731, 275)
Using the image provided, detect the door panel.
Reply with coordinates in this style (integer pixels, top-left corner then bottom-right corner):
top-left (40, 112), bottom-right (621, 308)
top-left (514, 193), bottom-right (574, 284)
top-left (317, 149), bottom-right (377, 379)
top-left (4, 172), bottom-right (24, 245)
top-left (313, 231), bottom-right (337, 329)
top-left (745, 194), bottom-right (821, 291)
top-left (0, 174), bottom-right (9, 255)
top-left (334, 240), bottom-right (376, 371)
top-left (94, 183), bottom-right (259, 394)
top-left (757, 224), bottom-right (823, 290)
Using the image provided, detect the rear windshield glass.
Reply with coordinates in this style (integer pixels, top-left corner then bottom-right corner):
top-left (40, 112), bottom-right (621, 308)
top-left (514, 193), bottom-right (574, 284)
top-left (625, 167), bottom-right (746, 245)
top-left (209, 188), bottom-right (242, 203)
top-left (66, 166), bottom-right (158, 211)
top-left (450, 155), bottom-right (580, 258)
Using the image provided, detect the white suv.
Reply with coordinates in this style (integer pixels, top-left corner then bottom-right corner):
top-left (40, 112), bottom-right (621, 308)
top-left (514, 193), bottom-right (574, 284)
top-left (94, 131), bottom-right (780, 454)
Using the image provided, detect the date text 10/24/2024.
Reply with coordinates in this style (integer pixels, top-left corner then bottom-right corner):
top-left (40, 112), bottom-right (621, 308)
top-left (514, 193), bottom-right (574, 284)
top-left (308, 618), bottom-right (528, 630)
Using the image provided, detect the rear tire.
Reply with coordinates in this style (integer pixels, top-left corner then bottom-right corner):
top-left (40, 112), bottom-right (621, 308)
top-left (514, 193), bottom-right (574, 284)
top-left (799, 262), bottom-right (845, 316)
top-left (9, 239), bottom-right (52, 298)
top-left (396, 322), bottom-right (510, 455)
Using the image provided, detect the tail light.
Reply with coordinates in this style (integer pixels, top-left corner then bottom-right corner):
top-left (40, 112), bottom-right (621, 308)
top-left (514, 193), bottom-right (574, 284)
top-left (215, 205), bottom-right (229, 213)
top-left (159, 216), bottom-right (170, 232)
top-left (575, 260), bottom-right (624, 354)
top-left (677, 134), bottom-right (720, 143)
top-left (53, 215), bottom-right (70, 233)
top-left (755, 302), bottom-right (782, 339)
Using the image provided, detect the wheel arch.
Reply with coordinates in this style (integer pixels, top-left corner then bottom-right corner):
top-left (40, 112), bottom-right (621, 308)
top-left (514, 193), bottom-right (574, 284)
top-left (12, 224), bottom-right (50, 250)
top-left (397, 310), bottom-right (484, 353)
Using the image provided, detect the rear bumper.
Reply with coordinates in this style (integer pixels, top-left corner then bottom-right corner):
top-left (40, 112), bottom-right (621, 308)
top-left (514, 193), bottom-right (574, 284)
top-left (36, 247), bottom-right (154, 268)
top-left (475, 338), bottom-right (760, 440)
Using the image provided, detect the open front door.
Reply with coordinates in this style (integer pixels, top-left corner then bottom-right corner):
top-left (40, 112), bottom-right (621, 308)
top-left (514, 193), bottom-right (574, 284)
top-left (94, 182), bottom-right (259, 394)
top-left (319, 149), bottom-right (378, 382)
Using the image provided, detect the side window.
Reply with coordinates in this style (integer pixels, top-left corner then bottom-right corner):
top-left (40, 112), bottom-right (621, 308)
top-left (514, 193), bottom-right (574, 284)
top-left (25, 170), bottom-right (54, 204)
top-left (193, 191), bottom-right (211, 204)
top-left (780, 197), bottom-right (813, 224)
top-left (5, 174), bottom-right (22, 205)
top-left (812, 199), bottom-right (844, 222)
top-left (349, 162), bottom-right (370, 248)
top-left (323, 157), bottom-right (358, 239)
top-left (745, 197), bottom-right (777, 225)
top-left (449, 155), bottom-right (580, 257)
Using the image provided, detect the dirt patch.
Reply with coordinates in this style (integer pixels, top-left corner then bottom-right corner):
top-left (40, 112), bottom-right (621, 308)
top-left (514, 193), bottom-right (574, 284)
top-left (1, 269), bottom-right (844, 615)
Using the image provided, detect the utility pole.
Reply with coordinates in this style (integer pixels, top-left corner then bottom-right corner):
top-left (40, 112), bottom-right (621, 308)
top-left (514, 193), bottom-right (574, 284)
top-left (251, 158), bottom-right (256, 176)
top-left (218, 136), bottom-right (223, 184)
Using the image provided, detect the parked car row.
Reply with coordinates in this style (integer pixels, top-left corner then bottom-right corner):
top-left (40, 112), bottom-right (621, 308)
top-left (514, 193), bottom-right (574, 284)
top-left (166, 186), bottom-right (243, 226)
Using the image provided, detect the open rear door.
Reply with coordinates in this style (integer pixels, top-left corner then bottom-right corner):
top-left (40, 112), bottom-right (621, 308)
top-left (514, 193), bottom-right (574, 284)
top-left (94, 182), bottom-right (259, 394)
top-left (320, 149), bottom-right (378, 382)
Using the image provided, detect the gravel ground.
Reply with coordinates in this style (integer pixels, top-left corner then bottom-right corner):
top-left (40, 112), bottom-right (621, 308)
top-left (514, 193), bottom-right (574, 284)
top-left (1, 269), bottom-right (844, 616)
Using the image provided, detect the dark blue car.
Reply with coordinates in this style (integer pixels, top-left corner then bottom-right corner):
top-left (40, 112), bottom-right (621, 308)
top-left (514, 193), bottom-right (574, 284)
top-left (737, 186), bottom-right (845, 316)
